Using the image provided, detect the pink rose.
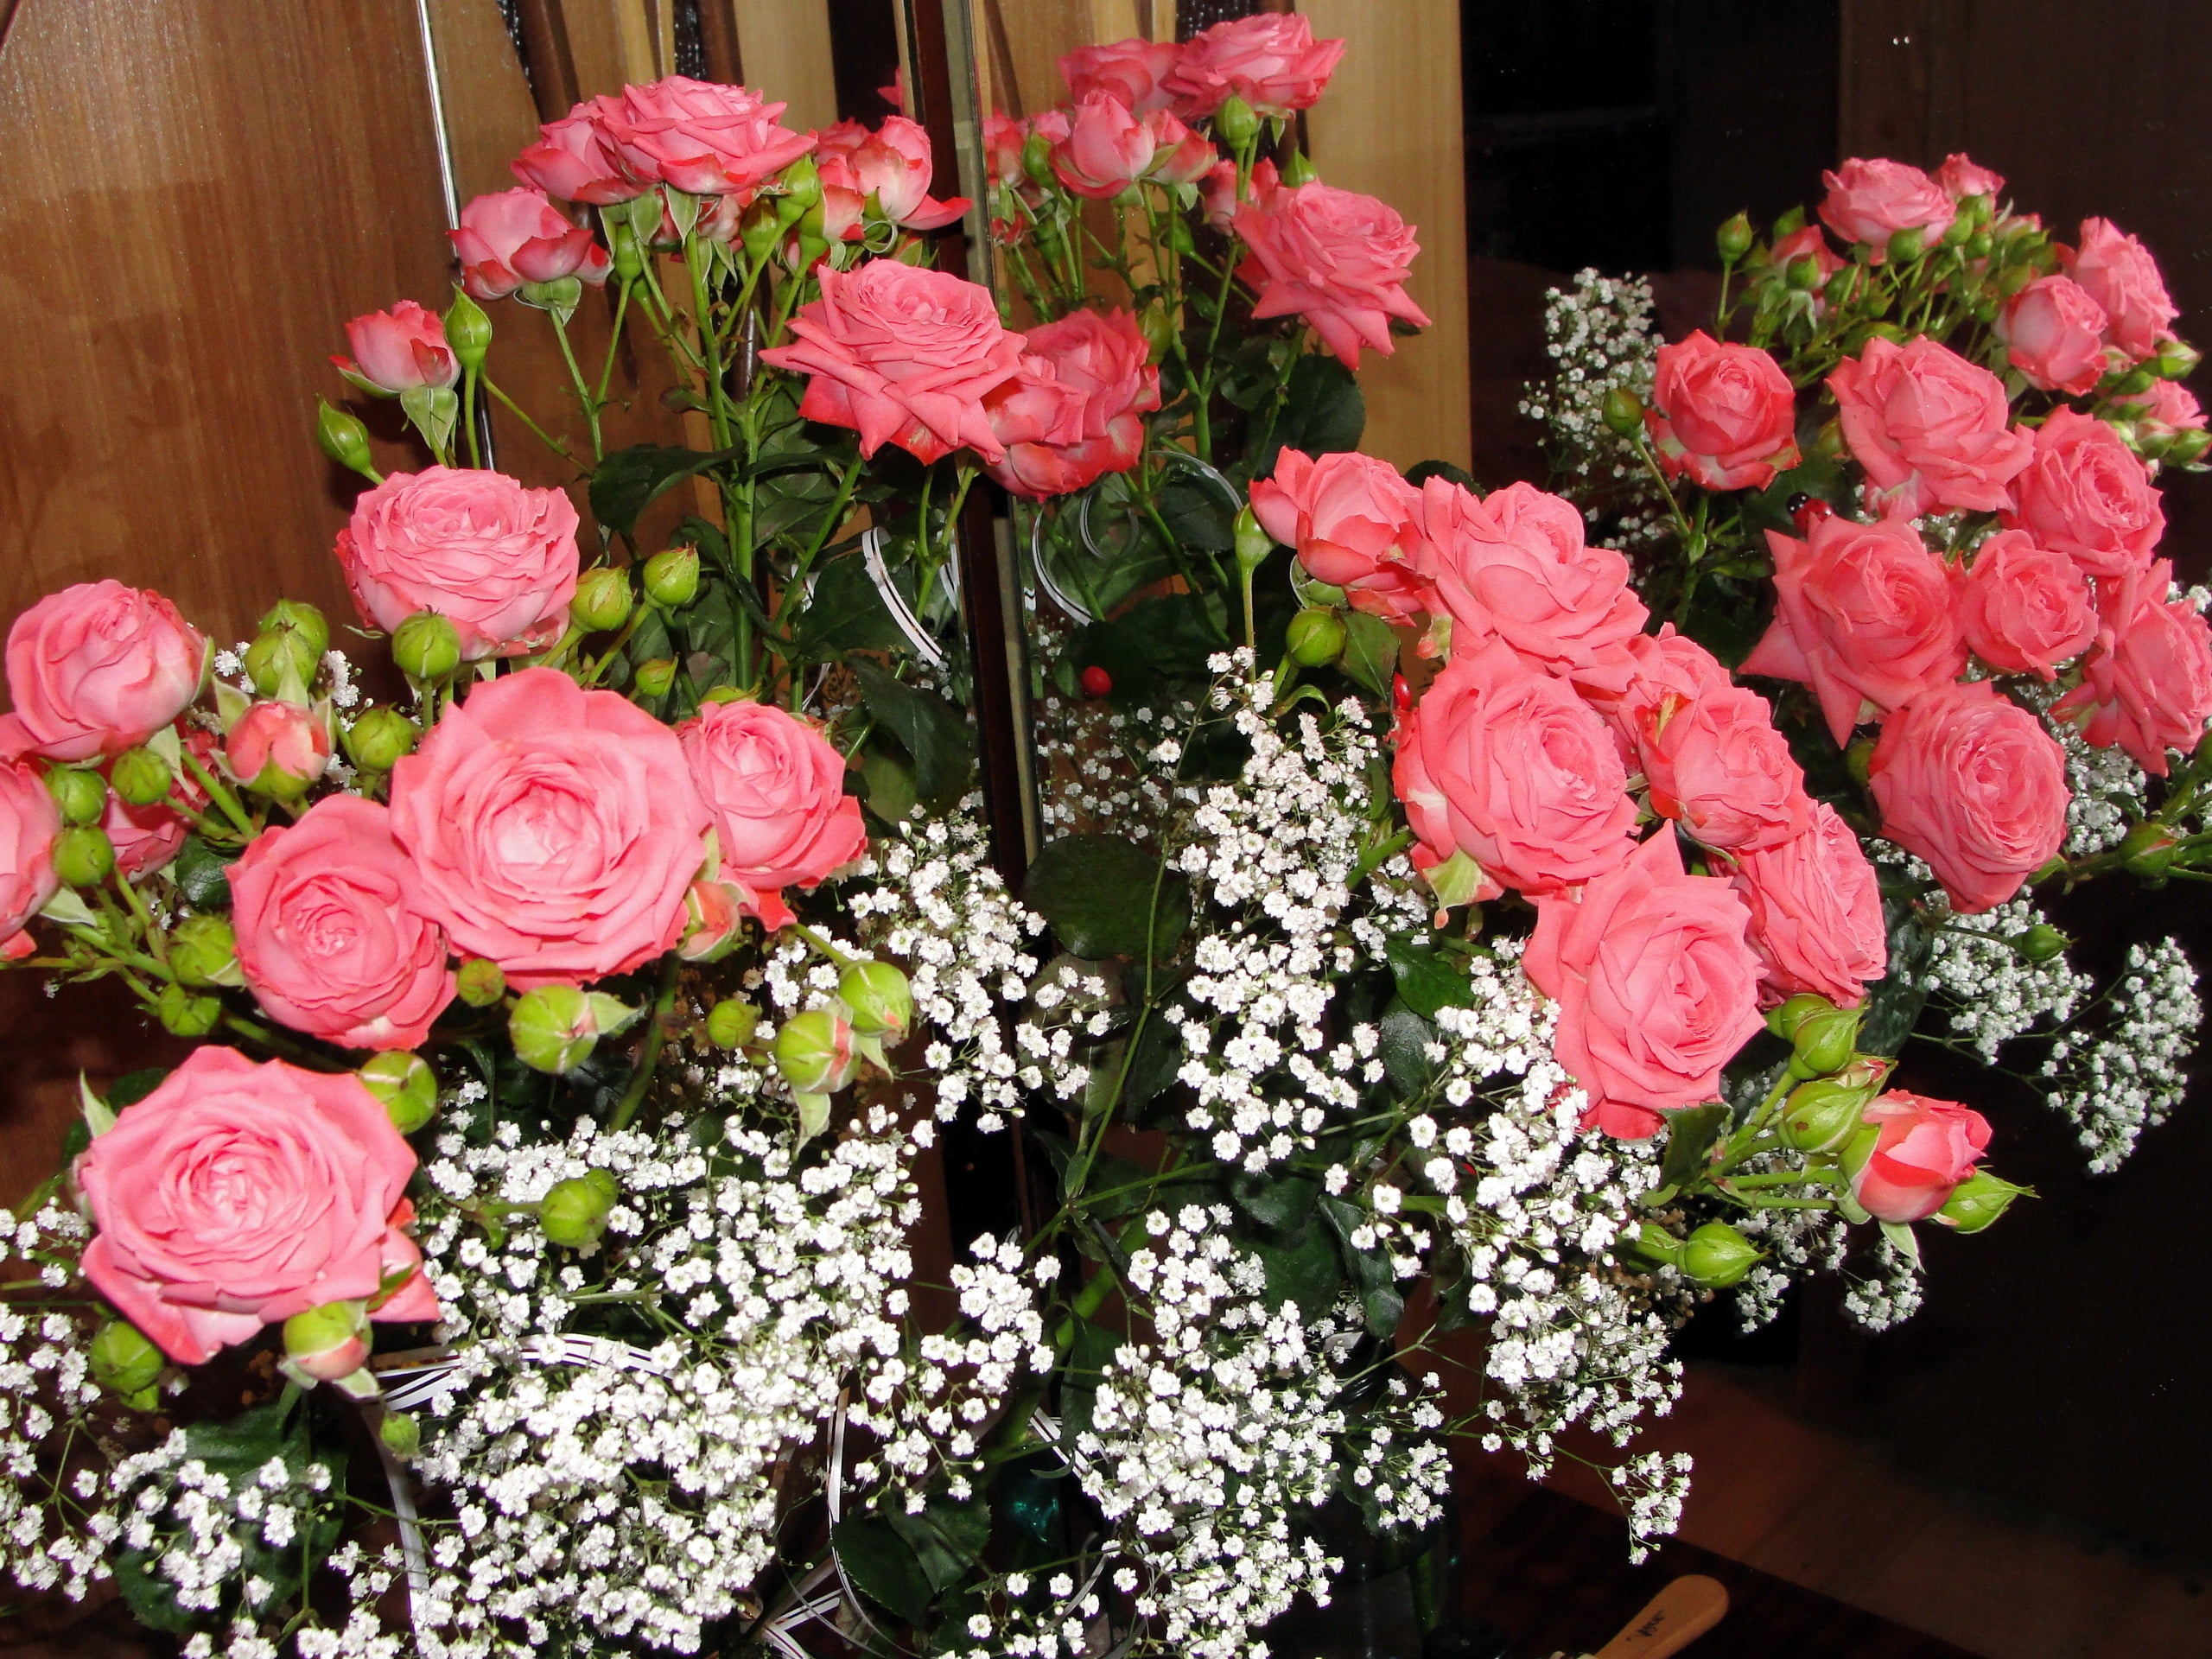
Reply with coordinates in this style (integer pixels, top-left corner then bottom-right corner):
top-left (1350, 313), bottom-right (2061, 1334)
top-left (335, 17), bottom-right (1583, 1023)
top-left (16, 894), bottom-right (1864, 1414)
top-left (2119, 378), bottom-right (2205, 444)
top-left (0, 762), bottom-right (59, 961)
top-left (1950, 530), bottom-right (2094, 679)
top-left (596, 75), bottom-right (814, 197)
top-left (2052, 559), bottom-right (2212, 776)
top-left (227, 795), bottom-right (456, 1050)
top-left (1234, 183), bottom-right (1430, 370)
top-left (1568, 624), bottom-right (1734, 763)
top-left (1827, 336), bottom-right (2031, 517)
top-left (2063, 218), bottom-right (2177, 362)
top-left (1635, 681), bottom-right (1813, 854)
top-left (1059, 38), bottom-right (1183, 114)
top-left (335, 467), bottom-right (580, 660)
top-left (1868, 679), bottom-right (2068, 914)
top-left (1995, 275), bottom-right (2110, 396)
top-left (1999, 407), bottom-right (2164, 580)
top-left (331, 301), bottom-right (458, 396)
top-left (224, 701), bottom-right (332, 797)
top-left (1848, 1091), bottom-right (1991, 1223)
top-left (1817, 157), bottom-right (1955, 257)
top-left (448, 188), bottom-right (610, 302)
top-left (678, 698), bottom-right (865, 932)
top-left (1728, 802), bottom-right (1887, 1007)
top-left (74, 1047), bottom-right (437, 1366)
top-left (1740, 516), bottom-right (1964, 747)
top-left (1052, 92), bottom-right (1160, 198)
top-left (1418, 479), bottom-right (1647, 674)
top-left (1525, 830), bottom-right (1764, 1140)
top-left (984, 308), bottom-right (1161, 499)
top-left (101, 793), bottom-right (184, 883)
top-left (984, 112), bottom-right (1027, 188)
top-left (1645, 331), bottom-right (1799, 492)
top-left (1249, 449), bottom-right (1431, 623)
top-left (1165, 13), bottom-right (1344, 118)
top-left (812, 117), bottom-right (966, 234)
top-left (1143, 111), bottom-right (1215, 186)
top-left (512, 96), bottom-right (641, 205)
top-left (0, 582), bottom-right (206, 764)
top-left (1204, 156), bottom-right (1276, 229)
top-left (390, 668), bottom-right (709, 987)
top-left (1934, 153), bottom-right (2004, 200)
top-left (761, 262), bottom-right (1023, 465)
top-left (1393, 640), bottom-right (1638, 899)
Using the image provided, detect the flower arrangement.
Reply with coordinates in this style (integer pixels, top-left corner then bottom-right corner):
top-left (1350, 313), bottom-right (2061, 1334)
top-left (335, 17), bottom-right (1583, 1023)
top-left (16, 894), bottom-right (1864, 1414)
top-left (0, 16), bottom-right (2203, 1659)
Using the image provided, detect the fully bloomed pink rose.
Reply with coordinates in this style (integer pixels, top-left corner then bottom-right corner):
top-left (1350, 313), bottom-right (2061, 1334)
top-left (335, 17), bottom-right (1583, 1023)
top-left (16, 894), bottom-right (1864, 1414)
top-left (1827, 335), bottom-right (2031, 517)
top-left (760, 262), bottom-right (1023, 465)
top-left (1166, 13), bottom-right (1343, 118)
top-left (2064, 218), bottom-right (2178, 362)
top-left (1645, 331), bottom-right (1798, 492)
top-left (449, 188), bottom-right (610, 302)
top-left (1393, 640), bottom-right (1637, 900)
top-left (1417, 479), bottom-right (1646, 674)
top-left (1060, 38), bottom-right (1183, 114)
top-left (1635, 681), bottom-right (1813, 854)
top-left (335, 467), bottom-right (580, 660)
top-left (1935, 154), bottom-right (2004, 200)
top-left (1525, 830), bottom-right (1764, 1139)
top-left (813, 117), bottom-right (966, 235)
top-left (2000, 407), bottom-right (2164, 580)
top-left (1951, 530), bottom-right (2094, 678)
top-left (512, 96), bottom-right (640, 204)
top-left (1249, 449), bottom-right (1431, 622)
top-left (1868, 679), bottom-right (2068, 913)
top-left (597, 76), bottom-right (814, 197)
top-left (228, 795), bottom-right (455, 1050)
top-left (331, 301), bottom-right (458, 396)
top-left (224, 700), bottom-right (332, 796)
top-left (1848, 1091), bottom-right (1991, 1223)
top-left (390, 668), bottom-right (709, 987)
top-left (0, 763), bottom-right (59, 961)
top-left (1996, 274), bottom-right (2110, 396)
top-left (1728, 802), bottom-right (1887, 1007)
top-left (984, 308), bottom-right (1160, 499)
top-left (1818, 158), bottom-right (1955, 256)
top-left (678, 698), bottom-right (864, 931)
top-left (101, 793), bottom-right (184, 883)
top-left (1739, 516), bottom-right (1965, 746)
top-left (0, 582), bottom-right (206, 764)
top-left (1234, 183), bottom-right (1430, 370)
top-left (2052, 559), bottom-right (2212, 775)
top-left (1052, 92), bottom-right (1158, 198)
top-left (74, 1047), bottom-right (437, 1366)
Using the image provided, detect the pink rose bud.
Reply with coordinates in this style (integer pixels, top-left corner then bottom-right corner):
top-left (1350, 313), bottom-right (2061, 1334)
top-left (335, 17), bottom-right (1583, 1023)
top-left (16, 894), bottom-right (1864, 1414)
top-left (1999, 407), bottom-right (2165, 581)
top-left (2063, 217), bottom-right (2178, 362)
top-left (1996, 274), bottom-right (2112, 395)
top-left (0, 582), bottom-right (207, 765)
top-left (1052, 92), bottom-right (1159, 199)
top-left (984, 309), bottom-right (1163, 500)
top-left (448, 187), bottom-right (611, 301)
top-left (1934, 152), bottom-right (2004, 200)
top-left (281, 1300), bottom-right (372, 1384)
top-left (1142, 110), bottom-right (1216, 185)
top-left (1059, 37), bottom-right (1184, 115)
top-left (596, 75), bottom-right (815, 198)
top-left (678, 699), bottom-right (865, 933)
top-left (225, 700), bottom-right (331, 800)
top-left (1249, 449), bottom-right (1431, 624)
top-left (1232, 181), bottom-right (1430, 370)
top-left (511, 95), bottom-right (643, 205)
top-left (1845, 1091), bottom-right (1992, 1224)
top-left (331, 300), bottom-right (460, 396)
top-left (1645, 331), bottom-right (1800, 492)
top-left (678, 874), bottom-right (751, 962)
top-left (1827, 336), bottom-right (2031, 517)
top-left (812, 116), bottom-right (966, 232)
top-left (1164, 12), bottom-right (1344, 118)
top-left (1816, 157), bottom-right (1955, 257)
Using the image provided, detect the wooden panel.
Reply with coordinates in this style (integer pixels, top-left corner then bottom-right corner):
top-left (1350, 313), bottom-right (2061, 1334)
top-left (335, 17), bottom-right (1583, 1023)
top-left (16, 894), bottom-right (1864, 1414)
top-left (427, 0), bottom-right (545, 204)
top-left (729, 0), bottom-right (840, 129)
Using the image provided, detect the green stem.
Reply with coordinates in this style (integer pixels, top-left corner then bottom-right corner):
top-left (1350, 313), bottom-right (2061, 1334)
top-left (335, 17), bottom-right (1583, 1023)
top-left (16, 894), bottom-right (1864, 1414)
top-left (594, 280), bottom-right (634, 410)
top-left (772, 452), bottom-right (866, 631)
top-left (181, 752), bottom-right (255, 838)
top-left (461, 365), bottom-right (482, 468)
top-left (549, 311), bottom-right (603, 463)
top-left (482, 377), bottom-right (581, 467)
top-left (686, 238), bottom-right (734, 450)
top-left (608, 953), bottom-right (683, 1132)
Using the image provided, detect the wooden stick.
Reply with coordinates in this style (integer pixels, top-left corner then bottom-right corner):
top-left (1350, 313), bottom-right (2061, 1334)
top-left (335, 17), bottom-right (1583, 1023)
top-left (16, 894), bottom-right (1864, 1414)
top-left (1588, 1575), bottom-right (1731, 1659)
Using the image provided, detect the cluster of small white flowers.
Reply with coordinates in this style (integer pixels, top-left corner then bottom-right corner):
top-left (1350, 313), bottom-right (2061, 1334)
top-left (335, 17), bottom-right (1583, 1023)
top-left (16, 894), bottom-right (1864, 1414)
top-left (1344, 1370), bottom-right (1453, 1535)
top-left (1063, 1209), bottom-right (1345, 1659)
top-left (1031, 692), bottom-right (1189, 843)
top-left (2041, 938), bottom-right (2201, 1173)
top-left (1605, 1452), bottom-right (1695, 1564)
top-left (1918, 894), bottom-right (2091, 1061)
top-left (2056, 719), bottom-right (2148, 855)
top-left (1729, 1200), bottom-right (1848, 1333)
top-left (1840, 1235), bottom-right (1924, 1332)
top-left (1519, 268), bottom-right (1668, 549)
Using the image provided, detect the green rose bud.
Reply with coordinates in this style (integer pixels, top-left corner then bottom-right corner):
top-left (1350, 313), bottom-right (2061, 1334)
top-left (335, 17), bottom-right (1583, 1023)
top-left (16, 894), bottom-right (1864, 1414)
top-left (1232, 504), bottom-right (1272, 575)
top-left (1786, 254), bottom-right (1821, 290)
top-left (443, 289), bottom-right (493, 373)
top-left (2119, 819), bottom-right (2177, 879)
top-left (281, 1300), bottom-right (370, 1383)
top-left (53, 825), bottom-right (115, 888)
top-left (260, 600), bottom-right (331, 660)
top-left (1278, 149), bottom-right (1319, 188)
top-left (610, 220), bottom-right (645, 284)
top-left (1138, 307), bottom-right (1177, 360)
top-left (773, 1007), bottom-right (855, 1095)
top-left (379, 1410), bottom-right (423, 1459)
top-left (1778, 1062), bottom-right (1885, 1153)
top-left (642, 548), bottom-right (702, 608)
top-left (2154, 339), bottom-right (2202, 380)
top-left (1771, 205), bottom-right (1806, 239)
top-left (540, 1168), bottom-right (620, 1249)
top-left (110, 747), bottom-right (174, 808)
top-left (245, 628), bottom-right (320, 698)
top-left (1716, 211), bottom-right (1754, 264)
top-left (359, 1051), bottom-right (438, 1134)
top-left (632, 658), bottom-right (677, 699)
top-left (1844, 734), bottom-right (1876, 785)
top-left (1885, 225), bottom-right (1926, 264)
top-left (89, 1319), bottom-right (164, 1405)
top-left (46, 767), bottom-right (106, 827)
top-left (840, 961), bottom-right (912, 1038)
top-left (1214, 94), bottom-right (1261, 149)
top-left (2012, 923), bottom-right (2069, 963)
top-left (740, 197), bottom-right (783, 264)
top-left (509, 985), bottom-right (601, 1075)
top-left (392, 611), bottom-right (462, 682)
top-left (1021, 129), bottom-right (1057, 189)
top-left (1601, 386), bottom-right (1644, 437)
top-left (1286, 608), bottom-right (1348, 666)
top-left (168, 914), bottom-right (241, 988)
top-left (454, 957), bottom-right (506, 1008)
top-left (698, 683), bottom-right (744, 705)
top-left (778, 153), bottom-right (823, 215)
top-left (1787, 1005), bottom-right (1863, 1079)
top-left (1764, 992), bottom-right (1835, 1043)
top-left (343, 708), bottom-right (419, 773)
top-left (2112, 367), bottom-right (2158, 397)
top-left (706, 997), bottom-right (760, 1050)
top-left (1680, 1221), bottom-right (1762, 1288)
top-left (2171, 429), bottom-right (2211, 466)
top-left (316, 398), bottom-right (378, 480)
top-left (157, 983), bottom-right (224, 1037)
top-left (1933, 1168), bottom-right (2031, 1235)
top-left (1997, 261), bottom-right (2037, 298)
top-left (572, 566), bottom-right (635, 634)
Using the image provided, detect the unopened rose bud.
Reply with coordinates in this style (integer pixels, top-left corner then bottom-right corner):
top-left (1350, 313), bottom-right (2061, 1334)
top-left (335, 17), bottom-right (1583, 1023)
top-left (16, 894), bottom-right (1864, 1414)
top-left (168, 914), bottom-right (241, 988)
top-left (642, 548), bottom-right (701, 608)
top-left (510, 985), bottom-right (601, 1075)
top-left (1601, 387), bottom-right (1643, 437)
top-left (609, 220), bottom-right (645, 284)
top-left (2112, 367), bottom-right (2158, 397)
top-left (2119, 819), bottom-right (2177, 879)
top-left (157, 982), bottom-right (223, 1037)
top-left (840, 961), bottom-right (912, 1037)
top-left (226, 700), bottom-right (332, 800)
top-left (2012, 923), bottom-right (2069, 963)
top-left (282, 1300), bottom-right (371, 1383)
top-left (1681, 1221), bottom-right (1761, 1288)
top-left (2171, 429), bottom-right (2211, 466)
top-left (46, 767), bottom-right (106, 827)
top-left (379, 1410), bottom-right (423, 1458)
top-left (1845, 734), bottom-right (1876, 785)
top-left (1286, 608), bottom-right (1347, 666)
top-left (2154, 339), bottom-right (2202, 380)
top-left (1934, 1167), bottom-right (2030, 1234)
top-left (679, 876), bottom-right (747, 962)
top-left (706, 997), bottom-right (760, 1050)
top-left (454, 957), bottom-right (505, 1007)
top-left (1765, 992), bottom-right (1834, 1043)
top-left (773, 1007), bottom-right (855, 1095)
top-left (1997, 261), bottom-right (2036, 298)
top-left (1786, 255), bottom-right (1821, 290)
top-left (699, 683), bottom-right (744, 704)
top-left (359, 1050), bottom-right (438, 1134)
top-left (1716, 212), bottom-right (1753, 264)
top-left (1778, 1063), bottom-right (1885, 1152)
top-left (89, 1319), bottom-right (164, 1406)
top-left (343, 707), bottom-right (418, 773)
top-left (1021, 130), bottom-right (1057, 190)
top-left (1886, 226), bottom-right (1926, 264)
top-left (393, 611), bottom-right (463, 681)
top-left (1278, 149), bottom-right (1318, 188)
top-left (540, 1168), bottom-right (619, 1249)
top-left (779, 153), bottom-right (823, 216)
top-left (1138, 307), bottom-right (1177, 361)
top-left (443, 289), bottom-right (493, 373)
top-left (632, 658), bottom-right (677, 698)
top-left (1214, 94), bottom-right (1260, 149)
top-left (316, 398), bottom-right (378, 480)
top-left (573, 566), bottom-right (634, 633)
top-left (109, 747), bottom-right (173, 808)
top-left (260, 600), bottom-right (331, 660)
top-left (1788, 1006), bottom-right (1862, 1079)
top-left (245, 628), bottom-right (320, 698)
top-left (53, 825), bottom-right (116, 887)
top-left (1232, 505), bottom-right (1272, 575)
top-left (740, 197), bottom-right (783, 264)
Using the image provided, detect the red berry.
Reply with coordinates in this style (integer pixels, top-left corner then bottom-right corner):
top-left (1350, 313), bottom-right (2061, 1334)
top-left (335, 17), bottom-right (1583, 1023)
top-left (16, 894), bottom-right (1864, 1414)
top-left (1079, 665), bottom-right (1112, 697)
top-left (1788, 493), bottom-right (1835, 536)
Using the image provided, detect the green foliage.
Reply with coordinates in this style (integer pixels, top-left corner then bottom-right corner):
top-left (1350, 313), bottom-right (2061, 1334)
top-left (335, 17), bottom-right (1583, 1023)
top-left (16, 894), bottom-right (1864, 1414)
top-left (792, 551), bottom-right (909, 658)
top-left (1383, 933), bottom-right (1474, 1019)
top-left (1069, 590), bottom-right (1228, 705)
top-left (1021, 836), bottom-right (1190, 962)
top-left (1334, 610), bottom-right (1401, 699)
top-left (588, 443), bottom-right (741, 539)
top-left (831, 1516), bottom-right (933, 1625)
top-left (168, 835), bottom-right (238, 910)
top-left (1251, 352), bottom-right (1365, 477)
top-left (851, 660), bottom-right (972, 810)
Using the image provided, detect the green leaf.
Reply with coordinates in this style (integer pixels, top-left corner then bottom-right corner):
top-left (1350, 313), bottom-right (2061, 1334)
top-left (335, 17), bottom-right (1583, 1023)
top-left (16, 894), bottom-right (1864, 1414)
top-left (1058, 1316), bottom-right (1124, 1442)
top-left (588, 442), bottom-right (741, 539)
top-left (1656, 1104), bottom-right (1729, 1195)
top-left (1119, 1012), bottom-right (1184, 1114)
top-left (833, 1516), bottom-right (933, 1625)
top-left (1021, 836), bottom-right (1191, 961)
top-left (1255, 353), bottom-right (1365, 476)
top-left (169, 835), bottom-right (238, 909)
top-left (1383, 934), bottom-right (1472, 1019)
top-left (1157, 473), bottom-right (1238, 550)
top-left (851, 659), bottom-right (972, 810)
top-left (1858, 880), bottom-right (1935, 1059)
top-left (1071, 590), bottom-right (1226, 704)
top-left (1335, 610), bottom-right (1401, 698)
top-left (1319, 1195), bottom-right (1405, 1338)
top-left (888, 1493), bottom-right (992, 1595)
top-left (109, 1068), bottom-right (169, 1109)
top-left (1377, 1001), bottom-right (1439, 1095)
top-left (793, 550), bottom-right (909, 657)
top-left (1229, 1170), bottom-right (1320, 1231)
top-left (1250, 1217), bottom-right (1346, 1324)
top-left (1404, 459), bottom-right (1478, 492)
